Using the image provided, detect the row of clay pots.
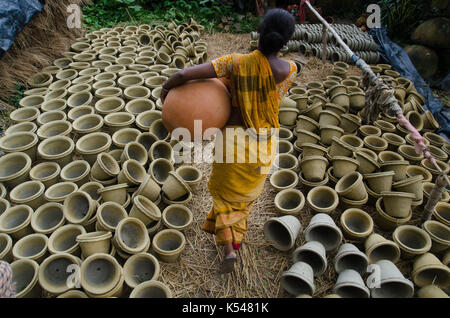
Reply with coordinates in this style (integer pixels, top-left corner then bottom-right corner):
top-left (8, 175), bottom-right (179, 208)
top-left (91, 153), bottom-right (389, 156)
top-left (0, 20), bottom-right (207, 298)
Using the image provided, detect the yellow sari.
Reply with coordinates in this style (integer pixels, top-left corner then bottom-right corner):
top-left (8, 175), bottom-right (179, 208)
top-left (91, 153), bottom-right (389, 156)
top-left (203, 50), bottom-right (296, 249)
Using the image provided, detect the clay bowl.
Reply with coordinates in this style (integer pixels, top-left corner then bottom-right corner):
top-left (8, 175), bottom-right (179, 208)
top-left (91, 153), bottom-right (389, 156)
top-left (121, 142), bottom-right (148, 166)
top-left (0, 205), bottom-right (34, 239)
top-left (393, 225), bottom-right (432, 259)
top-left (31, 202), bottom-right (65, 235)
top-left (306, 186), bottom-right (339, 214)
top-left (44, 182), bottom-right (78, 203)
top-left (411, 252), bottom-right (450, 288)
top-left (148, 141), bottom-right (173, 162)
top-left (95, 87), bottom-right (122, 99)
top-left (340, 208), bottom-right (373, 241)
top-left (0, 152), bottom-right (32, 189)
top-left (38, 136), bottom-right (75, 167)
top-left (60, 160), bottom-right (91, 187)
top-left (0, 132), bottom-right (39, 162)
top-left (9, 180), bottom-right (46, 210)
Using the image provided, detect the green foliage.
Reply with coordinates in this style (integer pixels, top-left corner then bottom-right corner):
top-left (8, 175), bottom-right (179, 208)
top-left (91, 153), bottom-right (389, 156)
top-left (83, 0), bottom-right (259, 33)
top-left (378, 0), bottom-right (429, 41)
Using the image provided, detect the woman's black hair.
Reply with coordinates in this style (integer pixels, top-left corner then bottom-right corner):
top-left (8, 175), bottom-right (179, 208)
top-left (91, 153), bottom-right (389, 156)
top-left (258, 9), bottom-right (295, 56)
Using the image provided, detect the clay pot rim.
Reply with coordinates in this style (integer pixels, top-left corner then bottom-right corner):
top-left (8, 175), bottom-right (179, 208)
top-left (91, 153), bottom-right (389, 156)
top-left (340, 208), bottom-right (374, 238)
top-left (10, 180), bottom-right (45, 204)
top-left (392, 225), bottom-right (432, 253)
top-left (39, 253), bottom-right (82, 295)
top-left (340, 191), bottom-right (369, 205)
top-left (412, 263), bottom-right (450, 287)
top-left (364, 135), bottom-right (388, 149)
top-left (379, 160), bottom-right (409, 168)
top-left (61, 160), bottom-right (91, 182)
top-left (420, 159), bottom-right (449, 174)
top-left (334, 244), bottom-right (368, 272)
top-left (162, 191), bottom-right (192, 205)
top-left (76, 132), bottom-right (112, 154)
top-left (302, 142), bottom-right (327, 153)
top-left (433, 202), bottom-right (450, 226)
top-left (123, 252), bottom-right (161, 288)
top-left (307, 186), bottom-right (339, 213)
top-left (320, 125), bottom-right (344, 134)
top-left (380, 191), bottom-right (416, 200)
top-left (366, 235), bottom-right (400, 263)
top-left (331, 156), bottom-right (359, 166)
top-left (281, 262), bottom-right (315, 296)
top-left (104, 112), bottom-right (135, 127)
top-left (37, 119), bottom-right (72, 138)
top-left (121, 159), bottom-right (147, 184)
top-left (45, 181), bottom-right (78, 200)
top-left (10, 259), bottom-right (40, 297)
top-left (335, 171), bottom-right (363, 194)
top-left (274, 189), bottom-right (305, 214)
top-left (97, 201), bottom-right (127, 231)
top-left (392, 174), bottom-right (424, 188)
top-left (292, 242), bottom-right (327, 275)
top-left (152, 228), bottom-right (186, 255)
top-left (299, 170), bottom-right (329, 187)
top-left (129, 280), bottom-right (172, 298)
top-left (10, 107), bottom-right (40, 122)
top-left (31, 202), bottom-right (65, 233)
top-left (63, 191), bottom-right (95, 224)
top-left (38, 135), bottom-right (75, 159)
top-left (296, 116), bottom-right (320, 128)
top-left (0, 132), bottom-right (39, 152)
top-left (97, 183), bottom-right (128, 194)
top-left (270, 169), bottom-right (299, 190)
top-left (363, 171), bottom-right (395, 179)
top-left (162, 204), bottom-right (193, 230)
top-left (274, 153), bottom-right (299, 170)
top-left (12, 233), bottom-right (48, 260)
top-left (80, 252), bottom-right (122, 295)
top-left (0, 152), bottom-right (32, 182)
top-left (48, 224), bottom-right (86, 254)
top-left (133, 194), bottom-right (162, 221)
top-left (376, 197), bottom-right (412, 221)
top-left (72, 114), bottom-right (103, 132)
top-left (300, 155), bottom-right (328, 165)
top-left (300, 101), bottom-right (322, 114)
top-left (116, 217), bottom-right (149, 253)
top-left (331, 136), bottom-right (356, 154)
top-left (5, 121), bottom-right (38, 136)
top-left (422, 220), bottom-right (450, 245)
top-left (76, 231), bottom-right (112, 242)
top-left (175, 165), bottom-right (202, 184)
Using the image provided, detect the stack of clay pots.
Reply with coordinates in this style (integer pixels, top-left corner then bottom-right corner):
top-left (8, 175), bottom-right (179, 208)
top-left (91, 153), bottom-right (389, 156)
top-left (251, 23), bottom-right (380, 63)
top-left (267, 60), bottom-right (449, 298)
top-left (0, 20), bottom-right (206, 298)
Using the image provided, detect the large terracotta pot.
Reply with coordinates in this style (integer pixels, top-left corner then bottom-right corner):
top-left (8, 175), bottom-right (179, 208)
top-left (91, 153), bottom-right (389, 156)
top-left (162, 79), bottom-right (231, 141)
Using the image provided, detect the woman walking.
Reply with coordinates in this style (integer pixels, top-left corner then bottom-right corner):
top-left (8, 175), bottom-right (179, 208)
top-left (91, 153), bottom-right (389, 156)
top-left (161, 9), bottom-right (297, 273)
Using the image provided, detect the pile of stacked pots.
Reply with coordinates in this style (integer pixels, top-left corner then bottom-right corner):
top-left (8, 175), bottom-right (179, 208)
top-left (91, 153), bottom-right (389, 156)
top-left (0, 20), bottom-right (206, 298)
top-left (264, 61), bottom-right (450, 298)
top-left (250, 23), bottom-right (380, 63)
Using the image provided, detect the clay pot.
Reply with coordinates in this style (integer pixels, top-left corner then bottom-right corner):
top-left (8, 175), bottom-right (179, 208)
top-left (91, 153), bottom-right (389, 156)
top-left (118, 159), bottom-right (146, 187)
top-left (44, 181), bottom-right (77, 203)
top-left (428, 145), bottom-right (448, 162)
top-left (114, 217), bottom-right (150, 255)
top-left (269, 169), bottom-right (299, 192)
top-left (398, 145), bottom-right (424, 164)
top-left (136, 132), bottom-right (158, 153)
top-left (280, 262), bottom-right (315, 296)
top-left (417, 285), bottom-right (449, 298)
top-left (0, 233), bottom-right (13, 262)
top-left (161, 204), bottom-right (192, 231)
top-left (278, 127), bottom-right (294, 141)
top-left (97, 183), bottom-right (128, 205)
top-left (370, 260), bottom-right (414, 298)
top-left (263, 215), bottom-right (301, 251)
top-left (393, 225), bottom-right (432, 259)
top-left (380, 160), bottom-right (409, 182)
top-left (92, 153), bottom-right (120, 181)
top-left (161, 191), bottom-right (192, 206)
top-left (94, 97), bottom-right (125, 116)
top-left (292, 241), bottom-right (327, 276)
top-left (328, 137), bottom-right (354, 158)
top-left (67, 91), bottom-right (93, 109)
top-left (95, 87), bottom-right (122, 100)
top-left (172, 166), bottom-right (201, 191)
top-left (123, 252), bottom-right (160, 288)
top-left (306, 186), bottom-right (339, 214)
top-left (374, 120), bottom-right (396, 134)
top-left (290, 94), bottom-right (308, 111)
top-left (302, 143), bottom-right (327, 158)
top-left (9, 180), bottom-right (46, 210)
top-left (323, 103), bottom-right (346, 116)
top-left (77, 231), bottom-right (112, 258)
top-left (37, 120), bottom-right (72, 140)
top-left (319, 110), bottom-right (341, 127)
top-left (421, 111), bottom-right (440, 130)
top-left (358, 125), bottom-right (381, 138)
top-left (363, 136), bottom-right (388, 153)
top-left (364, 171), bottom-right (394, 194)
top-left (31, 202), bottom-right (65, 235)
top-left (381, 191), bottom-right (415, 218)
top-left (296, 116), bottom-right (319, 132)
top-left (76, 132), bottom-right (112, 166)
top-left (135, 110), bottom-right (162, 131)
top-left (5, 122), bottom-right (38, 136)
top-left (10, 259), bottom-right (41, 298)
top-left (19, 95), bottom-right (45, 108)
top-left (38, 135), bottom-right (75, 167)
top-left (405, 166), bottom-right (432, 184)
top-left (433, 202), bottom-right (450, 226)
top-left (294, 129), bottom-right (320, 147)
top-left (148, 141), bottom-right (173, 162)
top-left (120, 142), bottom-right (148, 166)
top-left (340, 208), bottom-right (373, 241)
top-left (60, 160), bottom-right (91, 187)
top-left (274, 189), bottom-right (305, 215)
top-left (320, 125), bottom-right (344, 146)
top-left (152, 229), bottom-right (185, 263)
top-left (0, 152), bottom-right (32, 190)
top-left (406, 111), bottom-right (424, 131)
top-left (129, 280), bottom-right (172, 298)
top-left (12, 233), bottom-right (48, 264)
top-left (378, 151), bottom-right (404, 163)
top-left (365, 233), bottom-right (400, 264)
top-left (274, 154), bottom-right (298, 171)
top-left (112, 128), bottom-right (140, 149)
top-left (161, 171), bottom-right (191, 201)
top-left (392, 175), bottom-right (424, 203)
top-left (299, 102), bottom-right (322, 122)
top-left (382, 134), bottom-right (406, 157)
top-left (299, 156), bottom-right (328, 182)
top-left (48, 224), bottom-right (86, 256)
top-left (104, 112), bottom-right (136, 134)
top-left (38, 253), bottom-right (82, 295)
top-left (304, 213), bottom-right (342, 252)
top-left (149, 158), bottom-right (174, 186)
top-left (375, 197), bottom-right (412, 231)
top-left (72, 114), bottom-right (103, 136)
top-left (129, 195), bottom-right (161, 226)
top-left (422, 220), bottom-right (450, 254)
top-left (331, 157), bottom-right (359, 179)
top-left (355, 150), bottom-right (380, 175)
top-left (420, 159), bottom-right (450, 181)
top-left (67, 106), bottom-right (95, 122)
top-left (0, 198), bottom-right (10, 216)
top-left (10, 107), bottom-right (40, 125)
top-left (411, 252), bottom-right (450, 288)
top-left (340, 113), bottom-right (361, 133)
top-left (423, 132), bottom-right (446, 147)
top-left (81, 253), bottom-right (123, 297)
top-left (279, 108), bottom-right (300, 126)
top-left (334, 243), bottom-right (368, 275)
top-left (332, 269), bottom-right (369, 298)
top-left (0, 132), bottom-right (39, 162)
top-left (335, 172), bottom-right (367, 201)
top-left (149, 119), bottom-right (170, 141)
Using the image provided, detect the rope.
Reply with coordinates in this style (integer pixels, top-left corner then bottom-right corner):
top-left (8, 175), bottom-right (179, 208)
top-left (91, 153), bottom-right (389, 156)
top-left (0, 261), bottom-right (15, 298)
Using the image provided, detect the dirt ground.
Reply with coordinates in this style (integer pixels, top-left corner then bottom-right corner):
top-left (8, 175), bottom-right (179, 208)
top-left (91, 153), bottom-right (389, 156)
top-left (158, 32), bottom-right (425, 298)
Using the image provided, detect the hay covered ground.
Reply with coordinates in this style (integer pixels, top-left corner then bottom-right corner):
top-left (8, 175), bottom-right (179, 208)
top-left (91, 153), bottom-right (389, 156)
top-left (158, 32), bottom-right (420, 298)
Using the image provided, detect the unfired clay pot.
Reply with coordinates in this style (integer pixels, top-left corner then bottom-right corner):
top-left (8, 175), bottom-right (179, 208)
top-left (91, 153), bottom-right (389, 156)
top-left (433, 202), bottom-right (450, 226)
top-left (280, 262), bottom-right (315, 296)
top-left (31, 202), bottom-right (65, 235)
top-left (334, 243), bottom-right (368, 275)
top-left (48, 224), bottom-right (86, 256)
top-left (393, 225), bottom-right (432, 259)
top-left (38, 253), bottom-right (82, 295)
top-left (411, 252), bottom-right (450, 288)
top-left (274, 189), bottom-right (305, 215)
top-left (306, 186), bottom-right (339, 214)
top-left (60, 160), bottom-right (91, 187)
top-left (123, 252), bottom-right (160, 288)
top-left (149, 158), bottom-right (174, 186)
top-left (263, 215), bottom-right (301, 251)
top-left (375, 197), bottom-right (412, 231)
top-left (152, 229), bottom-right (186, 263)
top-left (129, 280), bottom-right (172, 298)
top-left (299, 156), bottom-right (328, 182)
top-left (331, 157), bottom-right (359, 179)
top-left (0, 132), bottom-right (39, 162)
top-left (0, 205), bottom-right (34, 239)
top-left (421, 220), bottom-right (450, 254)
top-left (9, 180), bottom-right (46, 210)
top-left (118, 159), bottom-right (147, 187)
top-left (12, 233), bottom-right (48, 264)
top-left (335, 172), bottom-right (367, 201)
top-left (114, 217), bottom-right (150, 255)
top-left (29, 162), bottom-right (61, 188)
top-left (92, 152), bottom-right (120, 181)
top-left (80, 253), bottom-right (123, 296)
top-left (304, 213), bottom-right (342, 252)
top-left (162, 204), bottom-right (193, 231)
top-left (340, 208), bottom-right (373, 241)
top-left (75, 132), bottom-right (112, 166)
top-left (11, 259), bottom-right (41, 298)
top-left (364, 233), bottom-right (400, 264)
top-left (129, 195), bottom-right (161, 226)
top-left (269, 169), bottom-right (299, 192)
top-left (332, 269), bottom-right (369, 298)
top-left (292, 241), bottom-right (327, 277)
top-left (370, 260), bottom-right (414, 298)
top-left (76, 231), bottom-right (112, 258)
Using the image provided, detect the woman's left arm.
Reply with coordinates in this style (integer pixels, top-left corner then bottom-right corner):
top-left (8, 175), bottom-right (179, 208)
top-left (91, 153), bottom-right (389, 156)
top-left (160, 62), bottom-right (217, 103)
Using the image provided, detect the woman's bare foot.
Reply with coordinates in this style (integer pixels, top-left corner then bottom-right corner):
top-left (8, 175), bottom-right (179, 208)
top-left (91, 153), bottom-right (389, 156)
top-left (220, 243), bottom-right (237, 274)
